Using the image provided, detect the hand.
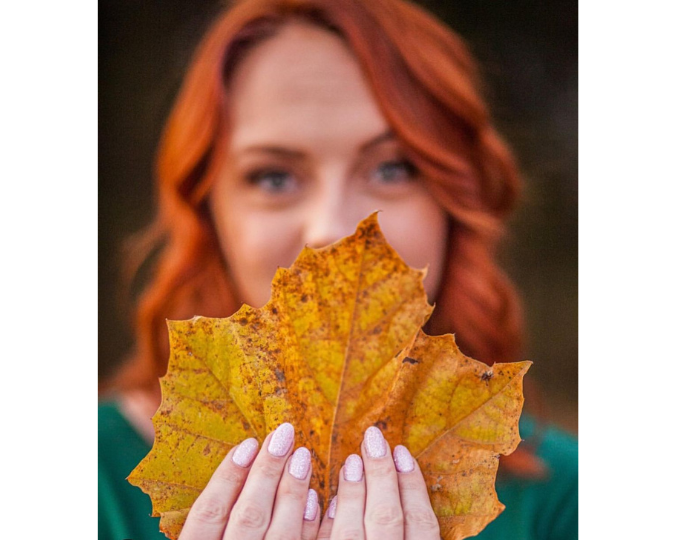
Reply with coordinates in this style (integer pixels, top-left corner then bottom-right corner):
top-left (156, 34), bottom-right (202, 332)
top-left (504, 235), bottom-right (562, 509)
top-left (316, 426), bottom-right (440, 540)
top-left (178, 422), bottom-right (320, 540)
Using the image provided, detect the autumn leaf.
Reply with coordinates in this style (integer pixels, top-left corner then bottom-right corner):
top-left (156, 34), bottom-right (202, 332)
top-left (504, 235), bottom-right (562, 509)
top-left (128, 213), bottom-right (531, 540)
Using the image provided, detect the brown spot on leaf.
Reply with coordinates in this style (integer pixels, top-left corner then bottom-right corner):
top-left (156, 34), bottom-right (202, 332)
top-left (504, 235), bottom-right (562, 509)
top-left (274, 368), bottom-right (285, 383)
top-left (481, 370), bottom-right (494, 381)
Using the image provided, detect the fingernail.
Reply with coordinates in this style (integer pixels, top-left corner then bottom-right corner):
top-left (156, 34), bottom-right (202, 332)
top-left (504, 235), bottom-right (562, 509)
top-left (289, 447), bottom-right (312, 480)
top-left (268, 422), bottom-right (294, 457)
top-left (364, 426), bottom-right (387, 458)
top-left (343, 454), bottom-right (363, 482)
top-left (304, 489), bottom-right (318, 521)
top-left (393, 445), bottom-right (415, 473)
top-left (232, 438), bottom-right (259, 468)
top-left (327, 496), bottom-right (337, 519)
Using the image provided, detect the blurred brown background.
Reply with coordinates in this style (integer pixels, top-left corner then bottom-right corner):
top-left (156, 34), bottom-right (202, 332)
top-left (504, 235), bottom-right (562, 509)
top-left (99, 0), bottom-right (577, 432)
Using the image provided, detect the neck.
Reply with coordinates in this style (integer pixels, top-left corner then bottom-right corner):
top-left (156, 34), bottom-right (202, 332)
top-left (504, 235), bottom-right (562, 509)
top-left (118, 386), bottom-right (161, 444)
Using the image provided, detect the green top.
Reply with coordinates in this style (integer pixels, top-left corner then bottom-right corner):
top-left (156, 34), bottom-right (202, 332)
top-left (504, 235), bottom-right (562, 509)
top-left (99, 401), bottom-right (577, 540)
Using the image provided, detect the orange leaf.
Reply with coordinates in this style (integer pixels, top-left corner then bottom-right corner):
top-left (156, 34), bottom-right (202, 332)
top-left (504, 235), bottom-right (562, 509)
top-left (128, 213), bottom-right (531, 539)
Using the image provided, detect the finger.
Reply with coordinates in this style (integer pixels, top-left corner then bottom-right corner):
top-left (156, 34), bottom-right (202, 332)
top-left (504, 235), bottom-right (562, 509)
top-left (300, 489), bottom-right (321, 540)
top-left (331, 455), bottom-right (366, 540)
top-left (361, 426), bottom-right (404, 540)
top-left (315, 496), bottom-right (336, 539)
top-left (223, 422), bottom-right (295, 540)
top-left (393, 445), bottom-right (440, 539)
top-left (265, 446), bottom-right (313, 538)
top-left (178, 437), bottom-right (259, 540)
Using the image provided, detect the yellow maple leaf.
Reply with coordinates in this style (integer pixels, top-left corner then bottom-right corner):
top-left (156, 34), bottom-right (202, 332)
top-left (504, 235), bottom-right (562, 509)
top-left (128, 213), bottom-right (531, 540)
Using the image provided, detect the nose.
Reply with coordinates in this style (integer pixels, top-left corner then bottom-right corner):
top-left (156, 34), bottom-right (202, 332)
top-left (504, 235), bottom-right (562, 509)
top-left (302, 184), bottom-right (361, 249)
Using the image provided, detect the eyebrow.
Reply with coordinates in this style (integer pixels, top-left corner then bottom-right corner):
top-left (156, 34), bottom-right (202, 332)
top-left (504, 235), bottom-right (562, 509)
top-left (236, 130), bottom-right (396, 158)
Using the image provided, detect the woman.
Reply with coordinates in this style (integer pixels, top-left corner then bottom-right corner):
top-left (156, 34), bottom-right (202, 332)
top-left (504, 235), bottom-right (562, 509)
top-left (99, 0), bottom-right (578, 539)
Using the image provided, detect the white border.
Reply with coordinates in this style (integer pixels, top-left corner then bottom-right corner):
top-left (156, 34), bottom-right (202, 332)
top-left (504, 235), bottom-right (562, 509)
top-left (0, 0), bottom-right (97, 536)
top-left (580, 0), bottom-right (676, 537)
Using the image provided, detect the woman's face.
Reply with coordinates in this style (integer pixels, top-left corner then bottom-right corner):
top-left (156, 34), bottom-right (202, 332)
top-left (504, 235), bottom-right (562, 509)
top-left (210, 22), bottom-right (449, 308)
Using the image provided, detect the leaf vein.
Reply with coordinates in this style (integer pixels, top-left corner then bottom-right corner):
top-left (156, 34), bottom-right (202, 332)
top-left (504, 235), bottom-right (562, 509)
top-left (415, 365), bottom-right (529, 460)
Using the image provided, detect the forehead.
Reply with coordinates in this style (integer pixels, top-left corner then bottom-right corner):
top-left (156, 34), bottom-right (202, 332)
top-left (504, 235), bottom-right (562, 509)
top-left (227, 21), bottom-right (389, 150)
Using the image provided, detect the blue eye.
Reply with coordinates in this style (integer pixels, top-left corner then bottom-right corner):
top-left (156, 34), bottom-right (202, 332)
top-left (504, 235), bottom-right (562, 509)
top-left (246, 169), bottom-right (296, 193)
top-left (373, 160), bottom-right (416, 184)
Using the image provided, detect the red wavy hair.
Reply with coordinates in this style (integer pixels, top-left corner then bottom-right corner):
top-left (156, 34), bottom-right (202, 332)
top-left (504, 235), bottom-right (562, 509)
top-left (111, 0), bottom-right (545, 479)
top-left (116, 0), bottom-right (525, 403)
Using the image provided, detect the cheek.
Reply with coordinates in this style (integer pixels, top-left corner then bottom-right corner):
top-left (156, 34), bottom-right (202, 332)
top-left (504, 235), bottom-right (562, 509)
top-left (219, 209), bottom-right (303, 307)
top-left (378, 203), bottom-right (449, 303)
